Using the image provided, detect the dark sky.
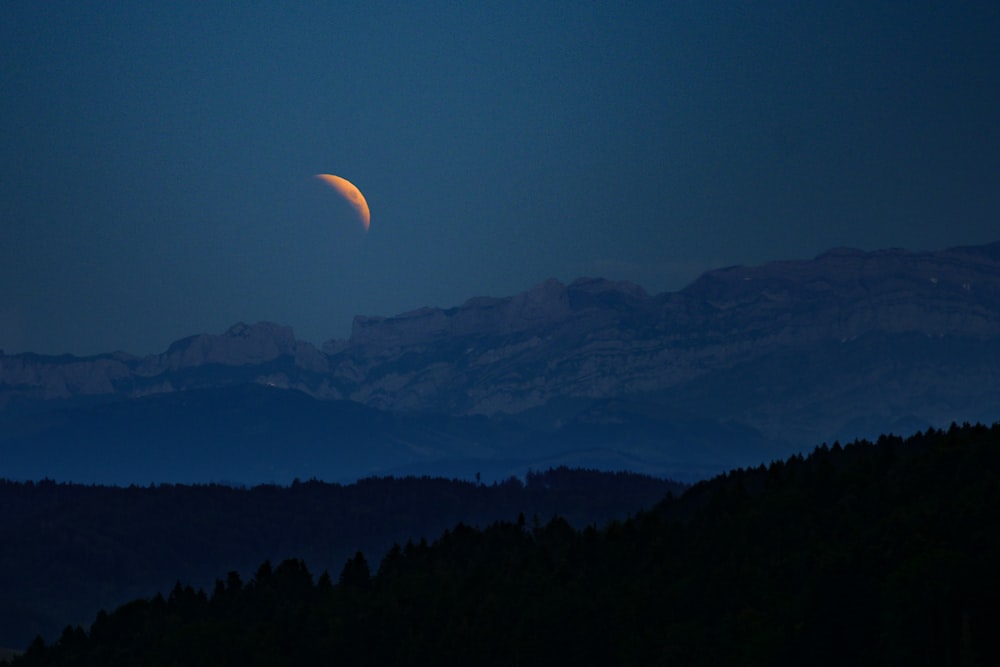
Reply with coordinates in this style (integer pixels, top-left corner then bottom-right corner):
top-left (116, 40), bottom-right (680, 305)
top-left (3, 2), bottom-right (998, 356)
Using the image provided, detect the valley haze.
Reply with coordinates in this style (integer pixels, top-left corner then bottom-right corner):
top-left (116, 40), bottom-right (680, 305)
top-left (3, 241), bottom-right (1000, 485)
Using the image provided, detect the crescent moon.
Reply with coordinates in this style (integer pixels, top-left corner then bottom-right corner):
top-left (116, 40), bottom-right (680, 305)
top-left (315, 174), bottom-right (371, 231)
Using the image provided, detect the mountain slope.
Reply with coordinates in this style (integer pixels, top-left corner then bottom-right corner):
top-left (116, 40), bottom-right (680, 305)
top-left (3, 241), bottom-right (1000, 477)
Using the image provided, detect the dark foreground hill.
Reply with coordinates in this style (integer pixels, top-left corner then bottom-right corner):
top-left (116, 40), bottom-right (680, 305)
top-left (0, 468), bottom-right (681, 650)
top-left (8, 423), bottom-right (999, 666)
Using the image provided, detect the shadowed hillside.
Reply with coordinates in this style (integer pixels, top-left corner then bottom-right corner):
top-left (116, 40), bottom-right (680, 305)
top-left (8, 422), bottom-right (998, 665)
top-left (0, 468), bottom-right (681, 649)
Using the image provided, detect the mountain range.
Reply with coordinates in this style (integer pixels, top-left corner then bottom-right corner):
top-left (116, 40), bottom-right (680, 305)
top-left (3, 240), bottom-right (1000, 483)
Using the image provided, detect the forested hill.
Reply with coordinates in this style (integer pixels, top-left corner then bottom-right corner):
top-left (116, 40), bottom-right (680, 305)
top-left (0, 468), bottom-right (682, 650)
top-left (8, 423), bottom-right (999, 666)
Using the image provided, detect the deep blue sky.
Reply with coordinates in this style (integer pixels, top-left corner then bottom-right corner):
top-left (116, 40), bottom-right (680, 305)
top-left (3, 2), bottom-right (998, 356)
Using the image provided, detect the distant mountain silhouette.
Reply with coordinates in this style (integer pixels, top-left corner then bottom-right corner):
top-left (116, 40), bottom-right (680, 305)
top-left (3, 241), bottom-right (1000, 482)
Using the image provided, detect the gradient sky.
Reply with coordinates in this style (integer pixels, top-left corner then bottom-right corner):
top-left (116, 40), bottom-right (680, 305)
top-left (2, 2), bottom-right (998, 356)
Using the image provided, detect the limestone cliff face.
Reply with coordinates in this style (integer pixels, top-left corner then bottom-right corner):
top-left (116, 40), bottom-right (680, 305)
top-left (0, 353), bottom-right (136, 401)
top-left (3, 241), bottom-right (1000, 446)
top-left (676, 244), bottom-right (1000, 343)
top-left (317, 242), bottom-right (1000, 423)
top-left (344, 278), bottom-right (574, 352)
top-left (158, 322), bottom-right (299, 370)
top-left (322, 277), bottom-right (657, 414)
top-left (0, 322), bottom-right (331, 406)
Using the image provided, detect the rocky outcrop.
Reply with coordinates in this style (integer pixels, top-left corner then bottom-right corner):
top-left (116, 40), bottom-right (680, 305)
top-left (675, 244), bottom-right (1000, 343)
top-left (313, 243), bottom-right (1000, 421)
top-left (314, 242), bottom-right (1000, 444)
top-left (0, 353), bottom-right (136, 401)
top-left (345, 278), bottom-right (575, 352)
top-left (0, 322), bottom-right (329, 406)
top-left (158, 322), bottom-right (299, 370)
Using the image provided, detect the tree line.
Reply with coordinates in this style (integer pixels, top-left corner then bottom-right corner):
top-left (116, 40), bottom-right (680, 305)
top-left (7, 423), bottom-right (999, 665)
top-left (0, 467), bottom-right (682, 649)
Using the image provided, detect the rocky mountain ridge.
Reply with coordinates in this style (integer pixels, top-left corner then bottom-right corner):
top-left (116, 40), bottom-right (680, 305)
top-left (3, 241), bottom-right (1000, 453)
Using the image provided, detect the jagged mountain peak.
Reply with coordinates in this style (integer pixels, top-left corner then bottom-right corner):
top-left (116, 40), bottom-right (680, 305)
top-left (944, 239), bottom-right (1000, 262)
top-left (343, 277), bottom-right (652, 351)
top-left (161, 320), bottom-right (301, 368)
top-left (4, 240), bottom-right (1000, 455)
top-left (682, 242), bottom-right (1000, 309)
top-left (569, 276), bottom-right (648, 296)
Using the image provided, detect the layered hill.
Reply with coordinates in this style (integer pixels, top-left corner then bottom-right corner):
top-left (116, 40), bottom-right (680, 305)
top-left (0, 469), bottom-right (682, 649)
top-left (3, 241), bottom-right (1000, 481)
top-left (11, 423), bottom-right (1000, 665)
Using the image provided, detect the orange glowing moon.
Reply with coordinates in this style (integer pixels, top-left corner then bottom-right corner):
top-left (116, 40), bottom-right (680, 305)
top-left (315, 174), bottom-right (370, 231)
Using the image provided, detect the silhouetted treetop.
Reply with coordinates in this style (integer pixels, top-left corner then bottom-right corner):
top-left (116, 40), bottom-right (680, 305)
top-left (9, 423), bottom-right (1000, 666)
